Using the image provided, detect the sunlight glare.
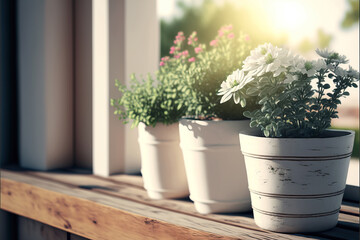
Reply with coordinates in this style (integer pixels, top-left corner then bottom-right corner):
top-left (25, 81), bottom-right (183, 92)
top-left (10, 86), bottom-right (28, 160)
top-left (270, 0), bottom-right (307, 33)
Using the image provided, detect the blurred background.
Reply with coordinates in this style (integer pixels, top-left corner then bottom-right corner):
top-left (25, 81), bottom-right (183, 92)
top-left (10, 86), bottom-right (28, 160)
top-left (158, 0), bottom-right (359, 159)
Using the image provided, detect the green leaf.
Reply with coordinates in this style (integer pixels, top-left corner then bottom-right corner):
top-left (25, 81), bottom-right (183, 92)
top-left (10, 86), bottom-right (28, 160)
top-left (323, 83), bottom-right (330, 89)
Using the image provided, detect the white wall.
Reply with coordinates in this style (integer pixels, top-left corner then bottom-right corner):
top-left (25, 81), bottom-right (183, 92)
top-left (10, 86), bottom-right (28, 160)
top-left (93, 0), bottom-right (159, 176)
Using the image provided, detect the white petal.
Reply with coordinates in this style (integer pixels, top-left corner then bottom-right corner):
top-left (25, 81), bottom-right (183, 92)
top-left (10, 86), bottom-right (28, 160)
top-left (220, 90), bottom-right (233, 103)
top-left (233, 92), bottom-right (241, 104)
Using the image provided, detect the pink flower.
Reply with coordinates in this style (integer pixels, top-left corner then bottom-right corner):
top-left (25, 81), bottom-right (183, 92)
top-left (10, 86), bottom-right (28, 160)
top-left (227, 33), bottom-right (234, 39)
top-left (169, 46), bottom-right (180, 54)
top-left (182, 50), bottom-right (189, 56)
top-left (175, 36), bottom-right (185, 42)
top-left (193, 37), bottom-right (198, 42)
top-left (244, 35), bottom-right (250, 41)
top-left (218, 30), bottom-right (224, 37)
top-left (188, 40), bottom-right (192, 45)
top-left (161, 56), bottom-right (170, 61)
top-left (174, 54), bottom-right (181, 59)
top-left (210, 39), bottom-right (218, 47)
top-left (195, 47), bottom-right (203, 54)
top-left (169, 46), bottom-right (176, 54)
top-left (159, 61), bottom-right (165, 66)
top-left (188, 57), bottom-right (195, 62)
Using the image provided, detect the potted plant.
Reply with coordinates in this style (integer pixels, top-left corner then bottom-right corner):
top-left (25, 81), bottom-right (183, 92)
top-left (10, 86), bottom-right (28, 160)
top-left (174, 26), bottom-right (258, 214)
top-left (111, 69), bottom-right (189, 199)
top-left (219, 43), bottom-right (359, 232)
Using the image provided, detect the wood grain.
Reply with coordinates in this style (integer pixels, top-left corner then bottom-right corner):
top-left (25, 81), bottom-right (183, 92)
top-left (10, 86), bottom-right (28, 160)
top-left (1, 169), bottom-right (358, 240)
top-left (27, 170), bottom-right (359, 236)
top-left (0, 170), bottom-right (280, 240)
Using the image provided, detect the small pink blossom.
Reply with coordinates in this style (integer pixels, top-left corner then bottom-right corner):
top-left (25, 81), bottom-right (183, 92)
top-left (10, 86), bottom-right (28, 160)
top-left (210, 39), bottom-right (218, 47)
top-left (195, 47), bottom-right (203, 54)
top-left (193, 37), bottom-right (198, 42)
top-left (188, 57), bottom-right (195, 62)
top-left (244, 35), bottom-right (250, 41)
top-left (182, 50), bottom-right (189, 56)
top-left (170, 46), bottom-right (176, 54)
top-left (159, 61), bottom-right (165, 66)
top-left (175, 36), bottom-right (185, 42)
top-left (161, 56), bottom-right (170, 61)
top-left (227, 33), bottom-right (234, 39)
top-left (218, 30), bottom-right (224, 37)
top-left (174, 54), bottom-right (181, 59)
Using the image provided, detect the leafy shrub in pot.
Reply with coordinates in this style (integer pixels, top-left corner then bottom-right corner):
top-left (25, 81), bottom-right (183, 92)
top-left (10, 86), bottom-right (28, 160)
top-left (171, 26), bottom-right (258, 214)
top-left (220, 43), bottom-right (359, 232)
top-left (111, 67), bottom-right (189, 199)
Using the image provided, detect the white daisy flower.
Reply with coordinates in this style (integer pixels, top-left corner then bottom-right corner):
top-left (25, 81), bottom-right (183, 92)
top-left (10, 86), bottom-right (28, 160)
top-left (218, 69), bottom-right (253, 104)
top-left (315, 48), bottom-right (331, 58)
top-left (243, 43), bottom-right (295, 78)
top-left (292, 59), bottom-right (326, 77)
top-left (335, 67), bottom-right (347, 77)
top-left (316, 48), bottom-right (348, 64)
top-left (313, 59), bottom-right (327, 71)
top-left (347, 66), bottom-right (360, 79)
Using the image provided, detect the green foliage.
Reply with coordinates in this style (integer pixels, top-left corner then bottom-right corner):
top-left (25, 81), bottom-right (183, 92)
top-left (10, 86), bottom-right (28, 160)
top-left (332, 126), bottom-right (359, 158)
top-left (342, 0), bottom-right (359, 28)
top-left (243, 52), bottom-right (359, 138)
top-left (172, 27), bottom-right (257, 119)
top-left (111, 73), bottom-right (185, 127)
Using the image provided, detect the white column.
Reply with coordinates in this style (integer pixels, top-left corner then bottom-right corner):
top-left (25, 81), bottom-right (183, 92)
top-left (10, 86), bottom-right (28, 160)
top-left (18, 0), bottom-right (73, 170)
top-left (92, 0), bottom-right (159, 176)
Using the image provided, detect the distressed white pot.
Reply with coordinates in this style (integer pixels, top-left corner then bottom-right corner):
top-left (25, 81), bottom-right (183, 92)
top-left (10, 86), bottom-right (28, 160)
top-left (179, 119), bottom-right (252, 214)
top-left (138, 123), bottom-right (189, 199)
top-left (239, 129), bottom-right (355, 233)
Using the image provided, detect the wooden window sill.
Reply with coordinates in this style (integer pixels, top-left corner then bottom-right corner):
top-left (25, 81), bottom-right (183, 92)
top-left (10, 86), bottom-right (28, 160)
top-left (1, 168), bottom-right (359, 240)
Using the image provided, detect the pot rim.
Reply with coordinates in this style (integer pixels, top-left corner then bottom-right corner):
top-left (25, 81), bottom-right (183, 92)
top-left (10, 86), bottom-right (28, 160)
top-left (180, 118), bottom-right (250, 123)
top-left (239, 129), bottom-right (355, 140)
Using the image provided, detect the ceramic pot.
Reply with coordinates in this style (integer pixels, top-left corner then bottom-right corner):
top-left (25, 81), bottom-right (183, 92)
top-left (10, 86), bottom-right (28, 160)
top-left (138, 122), bottom-right (189, 199)
top-left (239, 129), bottom-right (355, 233)
top-left (179, 119), bottom-right (252, 214)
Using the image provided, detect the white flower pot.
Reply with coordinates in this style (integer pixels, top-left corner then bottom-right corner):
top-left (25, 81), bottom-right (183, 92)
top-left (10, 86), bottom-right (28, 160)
top-left (179, 119), bottom-right (252, 214)
top-left (239, 129), bottom-right (355, 233)
top-left (138, 123), bottom-right (189, 199)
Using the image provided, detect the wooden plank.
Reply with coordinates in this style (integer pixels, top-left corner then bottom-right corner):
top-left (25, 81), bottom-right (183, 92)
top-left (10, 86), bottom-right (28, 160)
top-left (313, 227), bottom-right (360, 240)
top-left (26, 170), bottom-right (357, 238)
top-left (341, 200), bottom-right (360, 216)
top-left (1, 170), bottom-right (293, 240)
top-left (25, 171), bottom-right (291, 236)
top-left (18, 216), bottom-right (67, 240)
